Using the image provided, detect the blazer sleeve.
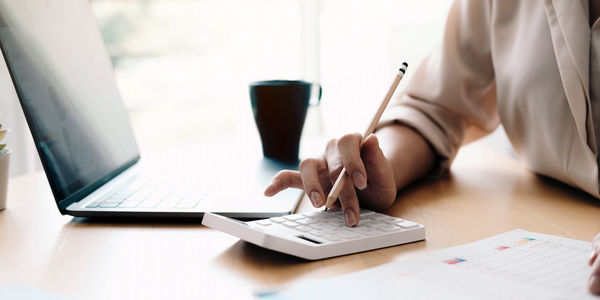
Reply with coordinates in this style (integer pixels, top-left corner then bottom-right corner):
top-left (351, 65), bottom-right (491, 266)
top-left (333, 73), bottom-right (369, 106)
top-left (377, 0), bottom-right (498, 173)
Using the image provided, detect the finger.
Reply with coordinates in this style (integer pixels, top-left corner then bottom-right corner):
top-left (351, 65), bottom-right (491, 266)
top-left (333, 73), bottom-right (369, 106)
top-left (593, 233), bottom-right (600, 247)
top-left (337, 176), bottom-right (360, 226)
top-left (328, 200), bottom-right (340, 210)
top-left (318, 166), bottom-right (334, 194)
top-left (589, 257), bottom-right (600, 295)
top-left (264, 170), bottom-right (303, 196)
top-left (299, 158), bottom-right (327, 207)
top-left (592, 252), bottom-right (600, 277)
top-left (324, 138), bottom-right (343, 178)
top-left (590, 247), bottom-right (600, 266)
top-left (361, 134), bottom-right (396, 190)
top-left (325, 139), bottom-right (344, 184)
top-left (324, 141), bottom-right (359, 221)
top-left (337, 133), bottom-right (368, 190)
top-left (590, 233), bottom-right (600, 265)
top-left (588, 241), bottom-right (600, 295)
top-left (324, 148), bottom-right (344, 207)
top-left (589, 275), bottom-right (600, 295)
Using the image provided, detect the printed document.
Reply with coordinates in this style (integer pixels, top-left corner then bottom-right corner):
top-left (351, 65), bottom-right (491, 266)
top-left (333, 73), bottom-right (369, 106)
top-left (256, 230), bottom-right (594, 299)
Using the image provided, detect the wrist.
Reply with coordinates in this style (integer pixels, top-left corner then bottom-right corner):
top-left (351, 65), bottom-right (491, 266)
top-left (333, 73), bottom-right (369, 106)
top-left (375, 124), bottom-right (435, 190)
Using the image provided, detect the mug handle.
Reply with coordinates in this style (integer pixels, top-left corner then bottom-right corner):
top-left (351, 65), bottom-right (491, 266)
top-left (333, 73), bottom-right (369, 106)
top-left (310, 83), bottom-right (322, 106)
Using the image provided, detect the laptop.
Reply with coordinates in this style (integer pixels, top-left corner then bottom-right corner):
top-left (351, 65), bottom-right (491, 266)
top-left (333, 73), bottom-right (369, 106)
top-left (0, 0), bottom-right (303, 218)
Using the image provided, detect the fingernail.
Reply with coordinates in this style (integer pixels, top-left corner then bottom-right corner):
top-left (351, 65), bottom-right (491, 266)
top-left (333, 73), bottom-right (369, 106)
top-left (310, 191), bottom-right (322, 207)
top-left (344, 209), bottom-right (357, 226)
top-left (589, 276), bottom-right (600, 295)
top-left (352, 172), bottom-right (367, 190)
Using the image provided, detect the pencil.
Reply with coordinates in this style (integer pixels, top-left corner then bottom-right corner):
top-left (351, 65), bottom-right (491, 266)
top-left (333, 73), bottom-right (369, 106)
top-left (325, 62), bottom-right (408, 208)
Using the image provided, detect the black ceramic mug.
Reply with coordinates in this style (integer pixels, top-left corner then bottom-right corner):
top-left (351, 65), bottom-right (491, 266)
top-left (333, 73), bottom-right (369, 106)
top-left (249, 80), bottom-right (321, 163)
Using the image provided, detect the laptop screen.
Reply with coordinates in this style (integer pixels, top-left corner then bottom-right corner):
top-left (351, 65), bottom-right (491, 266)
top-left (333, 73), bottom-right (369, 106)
top-left (0, 0), bottom-right (140, 205)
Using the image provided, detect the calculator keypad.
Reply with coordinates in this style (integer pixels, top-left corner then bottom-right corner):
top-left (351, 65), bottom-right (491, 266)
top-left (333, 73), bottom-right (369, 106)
top-left (248, 209), bottom-right (421, 243)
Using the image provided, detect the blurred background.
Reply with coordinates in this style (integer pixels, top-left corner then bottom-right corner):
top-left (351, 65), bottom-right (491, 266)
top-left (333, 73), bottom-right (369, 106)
top-left (0, 0), bottom-right (510, 177)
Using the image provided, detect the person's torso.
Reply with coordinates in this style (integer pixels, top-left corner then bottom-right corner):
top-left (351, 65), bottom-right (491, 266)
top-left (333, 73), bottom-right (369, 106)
top-left (489, 1), bottom-right (598, 196)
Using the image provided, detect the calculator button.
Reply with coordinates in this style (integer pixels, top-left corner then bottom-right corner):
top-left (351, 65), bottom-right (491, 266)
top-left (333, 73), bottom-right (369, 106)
top-left (378, 216), bottom-right (401, 224)
top-left (322, 235), bottom-right (343, 242)
top-left (284, 214), bottom-right (305, 221)
top-left (354, 227), bottom-right (381, 236)
top-left (283, 221), bottom-right (298, 227)
top-left (312, 215), bottom-right (334, 222)
top-left (375, 224), bottom-right (403, 232)
top-left (302, 212), bottom-right (320, 218)
top-left (321, 227), bottom-right (339, 234)
top-left (360, 213), bottom-right (378, 220)
top-left (371, 214), bottom-right (389, 220)
top-left (309, 223), bottom-right (333, 230)
top-left (358, 210), bottom-right (375, 217)
top-left (309, 230), bottom-right (325, 236)
top-left (295, 225), bottom-right (311, 232)
top-left (256, 220), bottom-right (272, 226)
top-left (357, 219), bottom-right (376, 226)
top-left (327, 220), bottom-right (346, 227)
top-left (396, 221), bottom-right (419, 229)
top-left (270, 217), bottom-right (285, 223)
top-left (337, 230), bottom-right (362, 239)
top-left (325, 210), bottom-right (344, 217)
top-left (383, 218), bottom-right (404, 224)
top-left (296, 218), bottom-right (317, 225)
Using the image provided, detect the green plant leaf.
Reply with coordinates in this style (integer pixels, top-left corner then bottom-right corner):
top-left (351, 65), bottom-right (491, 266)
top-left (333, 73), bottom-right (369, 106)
top-left (0, 144), bottom-right (5, 151)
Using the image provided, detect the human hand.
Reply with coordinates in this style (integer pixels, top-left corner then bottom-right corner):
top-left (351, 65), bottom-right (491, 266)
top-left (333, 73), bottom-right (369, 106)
top-left (589, 233), bottom-right (600, 295)
top-left (264, 133), bottom-right (397, 227)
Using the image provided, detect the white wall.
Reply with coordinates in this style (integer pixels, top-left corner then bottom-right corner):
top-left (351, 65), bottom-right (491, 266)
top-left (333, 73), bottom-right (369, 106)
top-left (1, 0), bottom-right (513, 178)
top-left (0, 51), bottom-right (40, 177)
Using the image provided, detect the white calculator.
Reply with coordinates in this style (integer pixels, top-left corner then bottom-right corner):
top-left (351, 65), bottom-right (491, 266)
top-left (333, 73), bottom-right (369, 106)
top-left (202, 209), bottom-right (425, 260)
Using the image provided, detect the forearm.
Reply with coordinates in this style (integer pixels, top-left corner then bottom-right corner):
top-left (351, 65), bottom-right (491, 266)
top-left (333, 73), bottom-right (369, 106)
top-left (375, 124), bottom-right (435, 190)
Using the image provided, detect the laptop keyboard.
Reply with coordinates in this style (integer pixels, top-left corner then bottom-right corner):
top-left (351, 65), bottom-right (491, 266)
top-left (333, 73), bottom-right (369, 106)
top-left (85, 176), bottom-right (209, 209)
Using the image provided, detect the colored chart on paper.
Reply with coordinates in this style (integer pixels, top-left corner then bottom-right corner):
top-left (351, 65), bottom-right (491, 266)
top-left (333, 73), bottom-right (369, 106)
top-left (257, 230), bottom-right (595, 300)
top-left (437, 235), bottom-right (590, 293)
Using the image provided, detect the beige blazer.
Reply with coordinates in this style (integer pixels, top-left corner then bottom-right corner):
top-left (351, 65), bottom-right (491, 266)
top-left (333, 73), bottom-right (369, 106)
top-left (378, 0), bottom-right (600, 197)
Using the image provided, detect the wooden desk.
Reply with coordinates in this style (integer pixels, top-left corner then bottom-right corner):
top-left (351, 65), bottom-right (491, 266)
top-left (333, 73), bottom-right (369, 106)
top-left (1, 142), bottom-right (599, 299)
